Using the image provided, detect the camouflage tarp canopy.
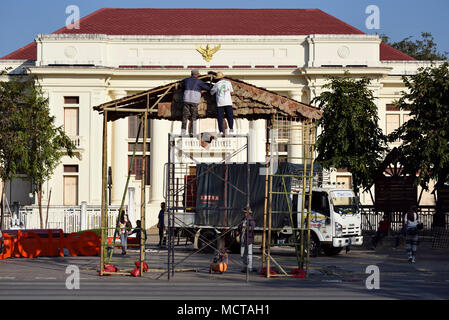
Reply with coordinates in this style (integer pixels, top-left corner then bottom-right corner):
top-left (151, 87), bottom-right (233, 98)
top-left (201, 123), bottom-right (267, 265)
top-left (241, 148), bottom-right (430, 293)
top-left (93, 73), bottom-right (322, 122)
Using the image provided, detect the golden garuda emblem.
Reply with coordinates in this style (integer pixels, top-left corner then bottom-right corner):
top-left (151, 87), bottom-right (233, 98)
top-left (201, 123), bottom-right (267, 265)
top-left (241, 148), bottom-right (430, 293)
top-left (196, 44), bottom-right (221, 62)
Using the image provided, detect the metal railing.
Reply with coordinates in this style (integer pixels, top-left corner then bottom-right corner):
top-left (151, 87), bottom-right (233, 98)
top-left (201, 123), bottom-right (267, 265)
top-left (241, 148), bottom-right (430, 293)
top-left (360, 205), bottom-right (449, 236)
top-left (3, 204), bottom-right (123, 236)
top-left (69, 136), bottom-right (84, 149)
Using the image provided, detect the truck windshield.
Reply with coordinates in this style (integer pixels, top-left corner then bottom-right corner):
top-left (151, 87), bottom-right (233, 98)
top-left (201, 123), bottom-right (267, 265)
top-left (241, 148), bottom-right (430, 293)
top-left (330, 191), bottom-right (358, 215)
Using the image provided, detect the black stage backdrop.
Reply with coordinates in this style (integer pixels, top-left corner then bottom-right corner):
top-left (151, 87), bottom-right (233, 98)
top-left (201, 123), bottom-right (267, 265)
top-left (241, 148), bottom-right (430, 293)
top-left (195, 162), bottom-right (318, 229)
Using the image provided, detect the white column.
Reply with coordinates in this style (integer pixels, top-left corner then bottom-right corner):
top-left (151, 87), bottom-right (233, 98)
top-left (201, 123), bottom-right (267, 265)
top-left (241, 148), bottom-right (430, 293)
top-left (80, 201), bottom-right (87, 231)
top-left (148, 118), bottom-right (170, 227)
top-left (249, 119), bottom-right (266, 163)
top-left (109, 90), bottom-right (128, 206)
top-left (288, 91), bottom-right (303, 164)
top-left (232, 118), bottom-right (249, 162)
top-left (128, 187), bottom-right (136, 224)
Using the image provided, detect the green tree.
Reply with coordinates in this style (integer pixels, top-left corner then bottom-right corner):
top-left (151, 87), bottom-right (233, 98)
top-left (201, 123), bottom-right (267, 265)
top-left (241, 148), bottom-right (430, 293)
top-left (313, 75), bottom-right (388, 196)
top-left (0, 74), bottom-right (75, 229)
top-left (381, 32), bottom-right (448, 61)
top-left (0, 76), bottom-right (30, 229)
top-left (388, 63), bottom-right (449, 210)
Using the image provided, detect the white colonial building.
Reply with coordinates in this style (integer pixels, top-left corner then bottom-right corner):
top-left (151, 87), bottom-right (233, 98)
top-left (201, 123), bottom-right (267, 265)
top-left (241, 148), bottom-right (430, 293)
top-left (0, 8), bottom-right (440, 231)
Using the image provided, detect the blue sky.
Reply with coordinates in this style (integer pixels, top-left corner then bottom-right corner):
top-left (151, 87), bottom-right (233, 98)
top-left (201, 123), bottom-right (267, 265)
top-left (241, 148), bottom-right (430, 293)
top-left (1, 0), bottom-right (448, 58)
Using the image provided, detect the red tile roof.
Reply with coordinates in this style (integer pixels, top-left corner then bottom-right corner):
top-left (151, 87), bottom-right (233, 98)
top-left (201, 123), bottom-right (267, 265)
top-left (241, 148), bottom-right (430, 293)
top-left (380, 42), bottom-right (415, 61)
top-left (0, 8), bottom-right (415, 61)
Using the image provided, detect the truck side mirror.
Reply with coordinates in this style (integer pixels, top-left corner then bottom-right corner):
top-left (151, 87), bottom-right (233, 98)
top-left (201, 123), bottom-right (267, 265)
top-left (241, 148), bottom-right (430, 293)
top-left (325, 217), bottom-right (331, 225)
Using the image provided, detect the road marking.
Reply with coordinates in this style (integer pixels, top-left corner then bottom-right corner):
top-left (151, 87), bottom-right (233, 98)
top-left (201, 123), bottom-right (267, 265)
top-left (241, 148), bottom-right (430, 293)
top-left (35, 277), bottom-right (57, 280)
top-left (342, 279), bottom-right (363, 282)
top-left (322, 280), bottom-right (342, 283)
top-left (0, 277), bottom-right (16, 280)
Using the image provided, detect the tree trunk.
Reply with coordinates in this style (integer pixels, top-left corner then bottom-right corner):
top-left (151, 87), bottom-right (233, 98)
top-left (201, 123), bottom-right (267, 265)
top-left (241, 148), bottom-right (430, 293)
top-left (45, 188), bottom-right (51, 229)
top-left (38, 188), bottom-right (43, 229)
top-left (0, 180), bottom-right (8, 230)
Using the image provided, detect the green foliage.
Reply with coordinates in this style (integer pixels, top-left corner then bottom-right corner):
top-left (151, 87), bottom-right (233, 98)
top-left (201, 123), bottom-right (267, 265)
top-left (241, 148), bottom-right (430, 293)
top-left (77, 229), bottom-right (102, 237)
top-left (388, 62), bottom-right (449, 190)
top-left (0, 75), bottom-right (75, 228)
top-left (0, 77), bottom-right (31, 183)
top-left (313, 75), bottom-right (388, 194)
top-left (381, 32), bottom-right (448, 61)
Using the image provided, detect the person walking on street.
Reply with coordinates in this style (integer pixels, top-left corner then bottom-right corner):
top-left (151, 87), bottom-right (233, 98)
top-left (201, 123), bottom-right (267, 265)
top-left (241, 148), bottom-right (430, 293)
top-left (119, 210), bottom-right (131, 255)
top-left (158, 202), bottom-right (166, 247)
top-left (238, 207), bottom-right (256, 273)
top-left (211, 72), bottom-right (234, 136)
top-left (181, 69), bottom-right (210, 136)
top-left (405, 206), bottom-right (422, 263)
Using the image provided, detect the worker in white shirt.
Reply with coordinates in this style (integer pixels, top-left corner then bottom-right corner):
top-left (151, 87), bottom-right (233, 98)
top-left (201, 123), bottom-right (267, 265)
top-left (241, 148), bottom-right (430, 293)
top-left (211, 72), bottom-right (234, 136)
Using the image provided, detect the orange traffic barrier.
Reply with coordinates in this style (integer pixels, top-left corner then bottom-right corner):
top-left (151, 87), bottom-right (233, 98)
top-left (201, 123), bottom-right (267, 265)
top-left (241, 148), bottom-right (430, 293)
top-left (0, 229), bottom-right (101, 260)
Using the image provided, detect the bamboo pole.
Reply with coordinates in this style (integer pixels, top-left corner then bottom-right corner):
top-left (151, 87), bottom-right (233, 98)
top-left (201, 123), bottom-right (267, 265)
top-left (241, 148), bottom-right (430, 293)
top-left (140, 112), bottom-right (148, 276)
top-left (102, 108), bottom-right (152, 113)
top-left (100, 111), bottom-right (108, 276)
top-left (266, 114), bottom-right (275, 278)
top-left (262, 119), bottom-right (270, 269)
top-left (305, 122), bottom-right (316, 278)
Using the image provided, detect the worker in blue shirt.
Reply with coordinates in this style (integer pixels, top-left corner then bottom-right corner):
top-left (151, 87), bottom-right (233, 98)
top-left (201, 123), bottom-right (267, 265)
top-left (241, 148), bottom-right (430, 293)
top-left (181, 69), bottom-right (210, 136)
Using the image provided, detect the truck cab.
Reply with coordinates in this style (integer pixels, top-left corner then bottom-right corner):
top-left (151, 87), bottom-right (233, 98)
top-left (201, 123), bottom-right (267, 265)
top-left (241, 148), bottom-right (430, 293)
top-left (293, 188), bottom-right (363, 255)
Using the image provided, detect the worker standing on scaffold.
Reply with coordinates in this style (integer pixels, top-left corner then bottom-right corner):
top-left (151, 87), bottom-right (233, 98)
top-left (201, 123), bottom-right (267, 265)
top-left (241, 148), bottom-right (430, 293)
top-left (181, 69), bottom-right (210, 136)
top-left (238, 207), bottom-right (256, 273)
top-left (211, 72), bottom-right (234, 136)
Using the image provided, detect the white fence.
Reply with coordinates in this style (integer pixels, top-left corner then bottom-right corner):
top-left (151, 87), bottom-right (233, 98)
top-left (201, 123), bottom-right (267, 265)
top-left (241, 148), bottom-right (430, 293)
top-left (4, 203), bottom-right (124, 236)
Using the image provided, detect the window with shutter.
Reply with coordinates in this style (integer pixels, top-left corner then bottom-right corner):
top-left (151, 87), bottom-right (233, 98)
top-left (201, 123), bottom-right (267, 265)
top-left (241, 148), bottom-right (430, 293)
top-left (64, 108), bottom-right (79, 136)
top-left (128, 116), bottom-right (150, 138)
top-left (128, 155), bottom-right (150, 185)
top-left (63, 176), bottom-right (78, 206)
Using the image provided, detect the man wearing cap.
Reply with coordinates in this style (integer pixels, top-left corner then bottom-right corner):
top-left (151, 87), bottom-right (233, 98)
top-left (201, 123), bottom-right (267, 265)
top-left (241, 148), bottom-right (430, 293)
top-left (181, 69), bottom-right (210, 136)
top-left (238, 207), bottom-right (256, 273)
top-left (211, 72), bottom-right (234, 136)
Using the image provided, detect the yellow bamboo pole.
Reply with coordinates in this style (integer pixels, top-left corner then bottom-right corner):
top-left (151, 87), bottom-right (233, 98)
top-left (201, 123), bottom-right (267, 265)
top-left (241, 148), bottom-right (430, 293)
top-left (100, 111), bottom-right (108, 276)
top-left (140, 112), bottom-right (148, 276)
top-left (262, 119), bottom-right (270, 269)
top-left (305, 122), bottom-right (316, 278)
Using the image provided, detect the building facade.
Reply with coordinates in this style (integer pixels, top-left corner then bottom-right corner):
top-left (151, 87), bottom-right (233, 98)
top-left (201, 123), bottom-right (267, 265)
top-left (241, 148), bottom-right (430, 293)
top-left (0, 8), bottom-right (441, 230)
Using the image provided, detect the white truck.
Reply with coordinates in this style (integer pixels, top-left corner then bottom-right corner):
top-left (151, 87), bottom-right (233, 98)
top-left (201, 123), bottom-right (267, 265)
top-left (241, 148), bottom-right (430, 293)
top-left (291, 188), bottom-right (363, 256)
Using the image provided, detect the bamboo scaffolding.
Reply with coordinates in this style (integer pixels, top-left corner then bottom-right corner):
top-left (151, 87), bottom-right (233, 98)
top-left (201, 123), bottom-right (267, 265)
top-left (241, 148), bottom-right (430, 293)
top-left (262, 115), bottom-right (317, 279)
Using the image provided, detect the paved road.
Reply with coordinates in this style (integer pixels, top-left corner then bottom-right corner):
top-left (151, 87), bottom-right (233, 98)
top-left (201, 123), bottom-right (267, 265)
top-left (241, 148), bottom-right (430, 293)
top-left (1, 243), bottom-right (448, 300)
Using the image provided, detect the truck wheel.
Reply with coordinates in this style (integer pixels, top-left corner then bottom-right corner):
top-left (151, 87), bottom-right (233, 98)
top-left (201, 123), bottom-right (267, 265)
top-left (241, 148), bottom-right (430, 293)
top-left (297, 233), bottom-right (320, 257)
top-left (308, 234), bottom-right (320, 257)
top-left (322, 245), bottom-right (343, 256)
top-left (198, 230), bottom-right (217, 254)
